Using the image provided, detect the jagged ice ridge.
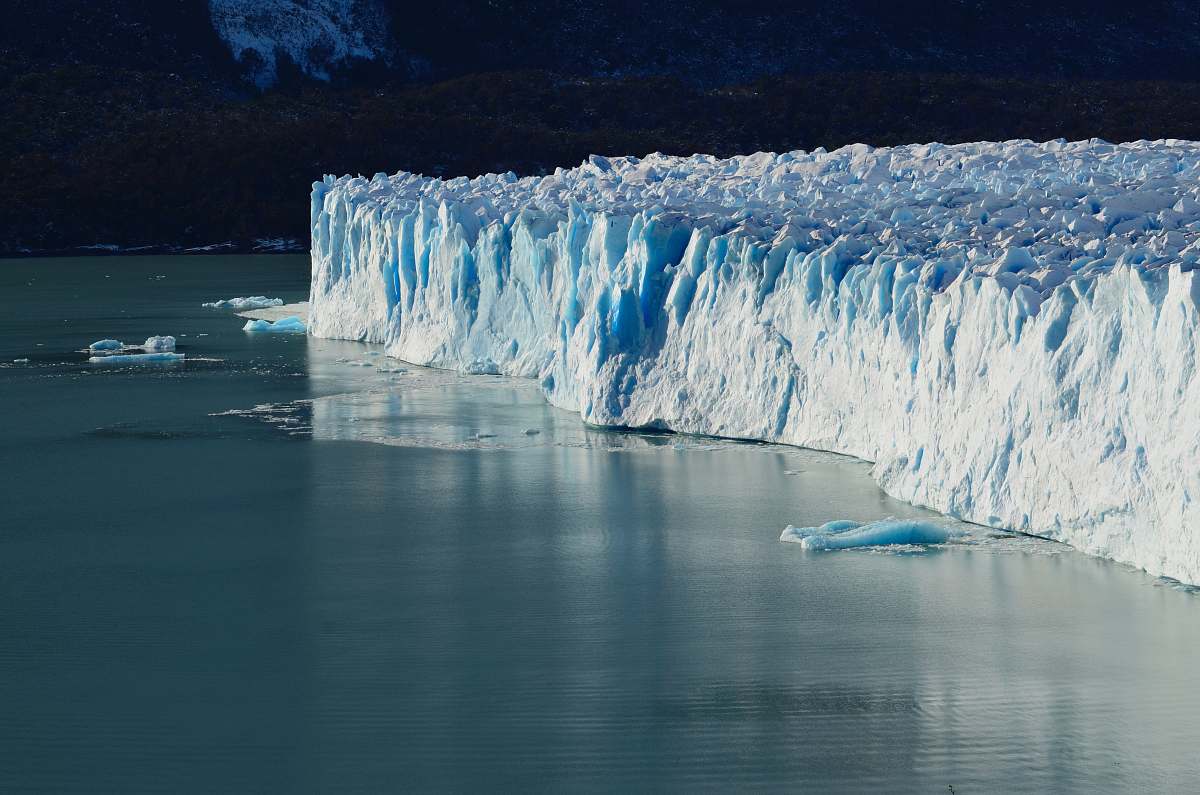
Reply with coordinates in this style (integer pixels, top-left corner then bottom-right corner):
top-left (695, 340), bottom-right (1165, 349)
top-left (308, 139), bottom-right (1200, 584)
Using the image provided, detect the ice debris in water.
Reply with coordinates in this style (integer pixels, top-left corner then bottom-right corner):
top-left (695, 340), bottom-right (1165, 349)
top-left (203, 296), bottom-right (285, 310)
top-left (243, 315), bottom-right (307, 334)
top-left (307, 139), bottom-right (1200, 585)
top-left (88, 352), bottom-right (185, 364)
top-left (780, 519), bottom-right (960, 550)
top-left (89, 339), bottom-right (122, 351)
top-left (464, 358), bottom-right (500, 375)
top-left (142, 335), bottom-right (176, 352)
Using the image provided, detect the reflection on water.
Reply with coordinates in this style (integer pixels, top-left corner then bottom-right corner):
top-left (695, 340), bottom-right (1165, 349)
top-left (1, 256), bottom-right (1199, 792)
top-left (233, 361), bottom-right (804, 451)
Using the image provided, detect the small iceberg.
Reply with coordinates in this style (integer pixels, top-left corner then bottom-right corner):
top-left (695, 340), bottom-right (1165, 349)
top-left (89, 339), bottom-right (123, 351)
top-left (142, 335), bottom-right (176, 352)
top-left (89, 336), bottom-right (177, 353)
top-left (89, 352), bottom-right (185, 364)
top-left (780, 518), bottom-right (960, 550)
top-left (203, 296), bottom-right (284, 310)
top-left (243, 316), bottom-right (306, 334)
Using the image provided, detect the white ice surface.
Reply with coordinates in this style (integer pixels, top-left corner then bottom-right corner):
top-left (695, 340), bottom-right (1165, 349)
top-left (141, 335), bottom-right (176, 352)
top-left (203, 296), bottom-right (285, 310)
top-left (236, 302), bottom-right (311, 323)
top-left (307, 139), bottom-right (1200, 584)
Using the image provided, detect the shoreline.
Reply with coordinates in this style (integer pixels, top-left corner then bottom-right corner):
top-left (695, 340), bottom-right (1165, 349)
top-left (1, 240), bottom-right (307, 259)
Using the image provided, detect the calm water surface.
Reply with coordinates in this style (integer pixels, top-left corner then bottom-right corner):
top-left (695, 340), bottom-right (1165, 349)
top-left (1, 256), bottom-right (1198, 792)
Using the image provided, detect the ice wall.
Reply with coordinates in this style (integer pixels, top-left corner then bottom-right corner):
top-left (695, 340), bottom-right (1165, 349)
top-left (308, 140), bottom-right (1200, 583)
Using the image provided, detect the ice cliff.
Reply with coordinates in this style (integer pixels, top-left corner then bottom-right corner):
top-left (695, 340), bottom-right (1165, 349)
top-left (308, 139), bottom-right (1200, 584)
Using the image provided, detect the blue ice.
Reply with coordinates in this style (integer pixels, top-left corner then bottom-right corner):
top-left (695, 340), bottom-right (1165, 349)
top-left (780, 518), bottom-right (958, 550)
top-left (89, 339), bottom-right (123, 351)
top-left (88, 352), bottom-right (185, 364)
top-left (243, 316), bottom-right (307, 334)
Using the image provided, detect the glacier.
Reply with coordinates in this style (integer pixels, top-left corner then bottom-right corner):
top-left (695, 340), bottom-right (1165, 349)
top-left (306, 139), bottom-right (1200, 584)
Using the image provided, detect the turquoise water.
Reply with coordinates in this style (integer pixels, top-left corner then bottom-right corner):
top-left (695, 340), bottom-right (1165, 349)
top-left (2, 255), bottom-right (1198, 792)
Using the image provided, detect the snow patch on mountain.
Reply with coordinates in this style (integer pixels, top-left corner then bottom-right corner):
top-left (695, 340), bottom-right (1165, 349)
top-left (208, 0), bottom-right (390, 87)
top-left (307, 139), bottom-right (1200, 584)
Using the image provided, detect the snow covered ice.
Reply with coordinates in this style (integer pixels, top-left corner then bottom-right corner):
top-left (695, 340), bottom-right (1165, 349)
top-left (780, 519), bottom-right (960, 550)
top-left (141, 335), bottom-right (176, 352)
top-left (307, 139), bottom-right (1200, 584)
top-left (89, 336), bottom-right (175, 353)
top-left (203, 296), bottom-right (285, 310)
top-left (243, 316), bottom-right (307, 334)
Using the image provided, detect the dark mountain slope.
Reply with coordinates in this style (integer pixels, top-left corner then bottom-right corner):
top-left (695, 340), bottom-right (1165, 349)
top-left (5, 2), bottom-right (1200, 253)
top-left (7, 1), bottom-right (1200, 88)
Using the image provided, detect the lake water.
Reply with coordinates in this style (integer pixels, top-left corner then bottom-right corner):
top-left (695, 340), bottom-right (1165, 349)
top-left (2, 255), bottom-right (1198, 792)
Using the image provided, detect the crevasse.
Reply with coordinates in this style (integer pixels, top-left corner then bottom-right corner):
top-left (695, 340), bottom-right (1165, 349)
top-left (307, 139), bottom-right (1200, 584)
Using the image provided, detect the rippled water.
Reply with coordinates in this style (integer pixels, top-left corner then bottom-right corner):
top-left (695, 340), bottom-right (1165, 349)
top-left (2, 255), bottom-right (1198, 792)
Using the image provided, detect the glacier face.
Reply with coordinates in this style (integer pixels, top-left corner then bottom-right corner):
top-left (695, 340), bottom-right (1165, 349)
top-left (308, 139), bottom-right (1200, 584)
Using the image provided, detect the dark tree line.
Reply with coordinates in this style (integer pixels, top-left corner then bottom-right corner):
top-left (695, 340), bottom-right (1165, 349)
top-left (7, 65), bottom-right (1200, 253)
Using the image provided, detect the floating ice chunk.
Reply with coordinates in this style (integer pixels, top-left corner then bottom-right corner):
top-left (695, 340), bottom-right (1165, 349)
top-left (781, 518), bottom-right (959, 550)
top-left (142, 335), bottom-right (176, 352)
top-left (13, 358), bottom-right (29, 363)
top-left (780, 519), bottom-right (863, 543)
top-left (88, 352), bottom-right (185, 364)
top-left (89, 339), bottom-right (122, 351)
top-left (243, 316), bottom-right (306, 334)
top-left (203, 296), bottom-right (285, 310)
